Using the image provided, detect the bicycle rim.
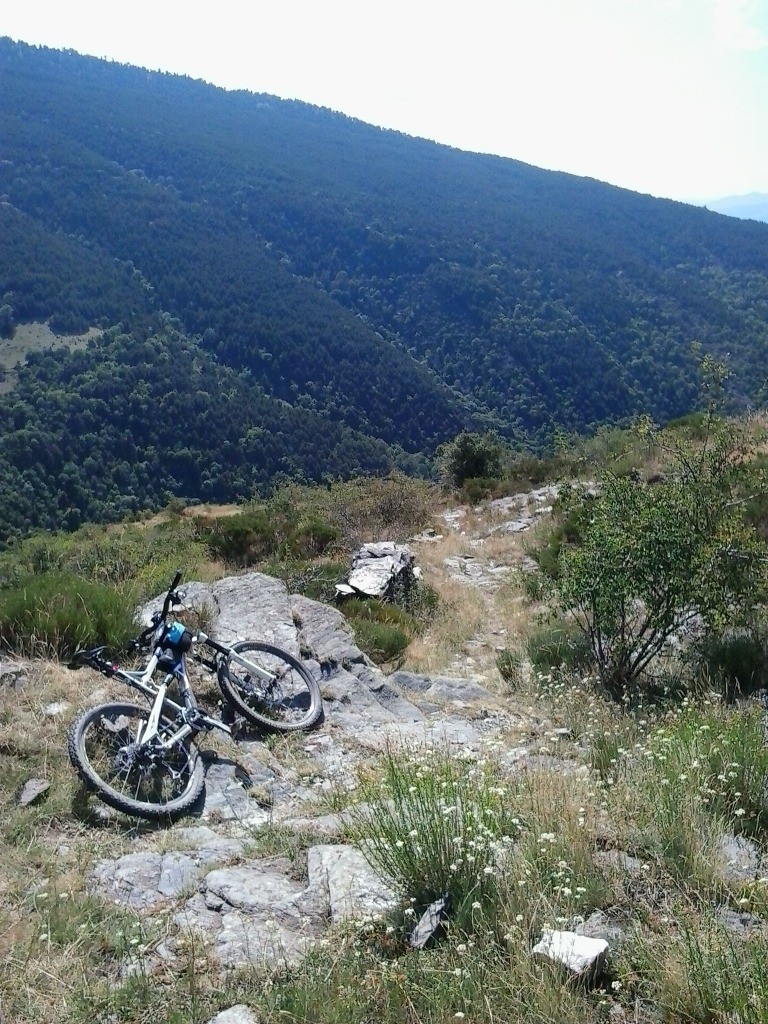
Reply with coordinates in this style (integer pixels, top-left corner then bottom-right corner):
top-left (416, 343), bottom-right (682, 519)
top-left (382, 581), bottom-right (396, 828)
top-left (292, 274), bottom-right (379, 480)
top-left (68, 702), bottom-right (204, 819)
top-left (219, 641), bottom-right (322, 731)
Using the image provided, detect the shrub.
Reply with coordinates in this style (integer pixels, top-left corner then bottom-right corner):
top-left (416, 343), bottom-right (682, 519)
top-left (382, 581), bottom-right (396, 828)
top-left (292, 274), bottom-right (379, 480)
top-left (261, 559), bottom-right (348, 604)
top-left (350, 618), bottom-right (410, 666)
top-left (340, 584), bottom-right (438, 667)
top-left (267, 474), bottom-right (439, 553)
top-left (496, 648), bottom-right (523, 687)
top-left (283, 517), bottom-right (339, 559)
top-left (200, 510), bottom-right (281, 565)
top-left (526, 619), bottom-right (593, 675)
top-left (461, 477), bottom-right (502, 504)
top-left (555, 410), bottom-right (767, 698)
top-left (695, 628), bottom-right (768, 699)
top-left (341, 599), bottom-right (417, 666)
top-left (353, 748), bottom-right (511, 933)
top-left (0, 571), bottom-right (137, 658)
top-left (437, 431), bottom-right (505, 488)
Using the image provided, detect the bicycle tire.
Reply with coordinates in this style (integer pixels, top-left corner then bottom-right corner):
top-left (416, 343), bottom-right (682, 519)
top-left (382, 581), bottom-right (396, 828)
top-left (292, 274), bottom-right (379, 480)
top-left (68, 701), bottom-right (205, 820)
top-left (218, 641), bottom-right (322, 732)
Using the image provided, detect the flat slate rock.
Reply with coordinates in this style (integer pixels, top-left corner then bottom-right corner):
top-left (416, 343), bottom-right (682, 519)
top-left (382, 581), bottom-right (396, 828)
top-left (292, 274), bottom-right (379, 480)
top-left (532, 929), bottom-right (608, 979)
top-left (18, 778), bottom-right (51, 806)
top-left (90, 830), bottom-right (246, 911)
top-left (307, 844), bottom-right (398, 923)
top-left (389, 671), bottom-right (496, 705)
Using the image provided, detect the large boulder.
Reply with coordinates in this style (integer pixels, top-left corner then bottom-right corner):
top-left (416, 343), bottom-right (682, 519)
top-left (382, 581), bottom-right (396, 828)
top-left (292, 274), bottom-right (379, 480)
top-left (336, 542), bottom-right (419, 599)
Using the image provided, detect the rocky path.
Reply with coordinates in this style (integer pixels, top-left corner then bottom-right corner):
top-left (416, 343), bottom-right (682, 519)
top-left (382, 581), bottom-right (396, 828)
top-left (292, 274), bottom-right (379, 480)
top-left (82, 488), bottom-right (561, 982)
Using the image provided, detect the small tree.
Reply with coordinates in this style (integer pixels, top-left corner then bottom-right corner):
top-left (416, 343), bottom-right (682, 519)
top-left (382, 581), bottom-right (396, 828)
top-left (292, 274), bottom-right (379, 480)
top-left (555, 410), bottom-right (766, 698)
top-left (437, 430), bottom-right (504, 488)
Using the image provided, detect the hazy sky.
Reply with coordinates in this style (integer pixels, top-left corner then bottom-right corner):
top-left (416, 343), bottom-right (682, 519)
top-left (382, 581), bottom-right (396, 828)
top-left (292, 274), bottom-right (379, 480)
top-left (4, 0), bottom-right (768, 202)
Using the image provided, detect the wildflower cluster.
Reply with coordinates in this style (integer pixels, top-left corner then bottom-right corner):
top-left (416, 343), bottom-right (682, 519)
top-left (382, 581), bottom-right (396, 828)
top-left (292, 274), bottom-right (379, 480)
top-left (353, 746), bottom-right (517, 933)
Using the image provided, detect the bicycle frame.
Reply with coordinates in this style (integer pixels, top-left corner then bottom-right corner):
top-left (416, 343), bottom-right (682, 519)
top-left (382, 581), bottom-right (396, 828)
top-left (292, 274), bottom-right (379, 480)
top-left (98, 630), bottom-right (284, 749)
top-left (107, 644), bottom-right (233, 749)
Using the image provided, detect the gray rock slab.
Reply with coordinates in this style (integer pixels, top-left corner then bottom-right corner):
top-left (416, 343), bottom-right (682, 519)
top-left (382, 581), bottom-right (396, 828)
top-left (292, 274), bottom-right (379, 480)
top-left (142, 573), bottom-right (299, 654)
top-left (290, 594), bottom-right (367, 669)
top-left (18, 778), bottom-right (51, 806)
top-left (91, 852), bottom-right (196, 910)
top-left (532, 929), bottom-right (608, 979)
top-left (0, 662), bottom-right (28, 691)
top-left (352, 717), bottom-right (485, 752)
top-left (441, 508), bottom-right (466, 530)
top-left (307, 844), bottom-right (399, 923)
top-left (389, 671), bottom-right (495, 705)
top-left (487, 494), bottom-right (529, 515)
top-left (575, 910), bottom-right (629, 949)
top-left (717, 833), bottom-right (763, 882)
top-left (715, 907), bottom-right (767, 937)
top-left (341, 543), bottom-right (418, 599)
top-left (90, 835), bottom-right (246, 910)
top-left (176, 856), bottom-right (327, 967)
top-left (172, 825), bottom-right (246, 859)
top-left (282, 803), bottom-right (375, 838)
top-left (202, 759), bottom-right (272, 826)
top-left (493, 519), bottom-right (533, 534)
top-left (594, 850), bottom-right (647, 878)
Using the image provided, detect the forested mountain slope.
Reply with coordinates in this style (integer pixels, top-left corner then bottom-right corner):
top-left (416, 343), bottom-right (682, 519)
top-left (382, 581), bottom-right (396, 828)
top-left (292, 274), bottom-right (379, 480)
top-left (2, 37), bottom-right (768, 540)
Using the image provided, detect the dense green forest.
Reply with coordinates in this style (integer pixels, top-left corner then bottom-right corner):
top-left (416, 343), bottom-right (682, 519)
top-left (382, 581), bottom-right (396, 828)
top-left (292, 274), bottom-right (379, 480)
top-left (1, 37), bottom-right (768, 542)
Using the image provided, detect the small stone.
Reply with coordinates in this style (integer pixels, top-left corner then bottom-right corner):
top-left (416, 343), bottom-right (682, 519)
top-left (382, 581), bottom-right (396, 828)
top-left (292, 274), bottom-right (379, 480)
top-left (43, 701), bottom-right (70, 717)
top-left (718, 834), bottom-right (762, 882)
top-left (18, 778), bottom-right (51, 806)
top-left (205, 1006), bottom-right (260, 1024)
top-left (575, 910), bottom-right (628, 949)
top-left (532, 929), bottom-right (608, 980)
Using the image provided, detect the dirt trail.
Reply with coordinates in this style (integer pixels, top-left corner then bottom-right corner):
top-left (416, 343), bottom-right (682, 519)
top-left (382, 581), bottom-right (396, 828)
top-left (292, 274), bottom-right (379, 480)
top-left (405, 486), bottom-right (556, 684)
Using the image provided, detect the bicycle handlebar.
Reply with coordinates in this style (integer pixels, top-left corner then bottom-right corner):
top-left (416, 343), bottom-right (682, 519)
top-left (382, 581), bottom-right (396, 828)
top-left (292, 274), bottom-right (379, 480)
top-left (160, 570), bottom-right (183, 620)
top-left (68, 646), bottom-right (117, 676)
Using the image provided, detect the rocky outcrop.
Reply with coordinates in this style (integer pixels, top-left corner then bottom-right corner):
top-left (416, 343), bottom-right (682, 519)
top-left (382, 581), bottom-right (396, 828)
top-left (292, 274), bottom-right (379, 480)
top-left (335, 542), bottom-right (419, 599)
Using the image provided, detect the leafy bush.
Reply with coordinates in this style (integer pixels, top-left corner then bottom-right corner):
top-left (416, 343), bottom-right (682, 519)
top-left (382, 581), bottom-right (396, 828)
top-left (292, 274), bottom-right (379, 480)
top-left (460, 477), bottom-right (503, 504)
top-left (340, 581), bottom-right (438, 667)
top-left (555, 411), bottom-right (767, 697)
top-left (349, 618), bottom-right (410, 666)
top-left (261, 558), bottom-right (348, 604)
top-left (275, 474), bottom-right (439, 552)
top-left (200, 510), bottom-right (283, 565)
top-left (284, 517), bottom-right (339, 559)
top-left (0, 571), bottom-right (137, 658)
top-left (531, 489), bottom-right (595, 581)
top-left (342, 598), bottom-right (418, 666)
top-left (437, 431), bottom-right (505, 488)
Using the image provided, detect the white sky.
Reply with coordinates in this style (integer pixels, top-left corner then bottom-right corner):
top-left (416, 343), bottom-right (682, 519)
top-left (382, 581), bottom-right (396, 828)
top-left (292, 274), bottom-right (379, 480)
top-left (4, 0), bottom-right (768, 202)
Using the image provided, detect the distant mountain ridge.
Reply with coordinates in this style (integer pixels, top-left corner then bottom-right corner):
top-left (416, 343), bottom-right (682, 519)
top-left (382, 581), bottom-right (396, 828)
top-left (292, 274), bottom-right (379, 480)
top-left (1, 37), bottom-right (768, 541)
top-left (701, 193), bottom-right (768, 223)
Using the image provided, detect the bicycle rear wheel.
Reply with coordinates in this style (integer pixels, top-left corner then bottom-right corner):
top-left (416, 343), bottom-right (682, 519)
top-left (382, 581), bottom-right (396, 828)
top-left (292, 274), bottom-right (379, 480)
top-left (218, 641), bottom-right (322, 732)
top-left (68, 701), bottom-right (204, 820)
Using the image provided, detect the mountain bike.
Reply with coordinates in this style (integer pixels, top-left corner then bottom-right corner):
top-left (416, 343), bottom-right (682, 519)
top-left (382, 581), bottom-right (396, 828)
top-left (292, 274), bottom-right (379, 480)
top-left (67, 572), bottom-right (322, 820)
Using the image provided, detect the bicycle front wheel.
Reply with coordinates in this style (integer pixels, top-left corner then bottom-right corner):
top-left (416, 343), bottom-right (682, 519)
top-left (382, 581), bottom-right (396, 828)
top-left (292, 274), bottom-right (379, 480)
top-left (218, 641), bottom-right (322, 732)
top-left (67, 701), bottom-right (205, 820)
